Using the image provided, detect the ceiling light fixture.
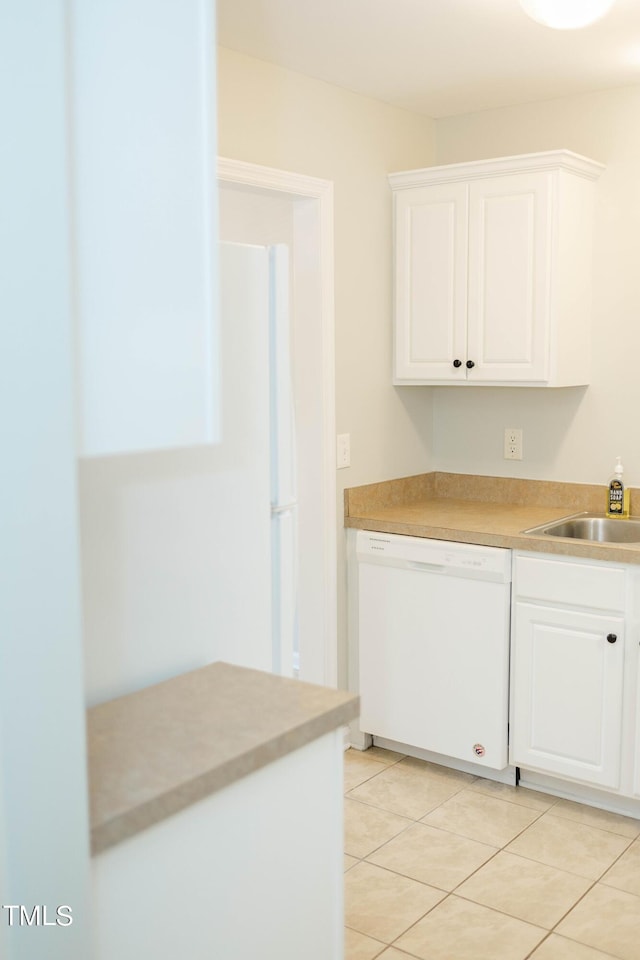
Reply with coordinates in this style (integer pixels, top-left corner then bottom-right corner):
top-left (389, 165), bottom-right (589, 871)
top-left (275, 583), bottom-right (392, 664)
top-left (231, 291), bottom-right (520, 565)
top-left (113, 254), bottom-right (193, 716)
top-left (518, 0), bottom-right (616, 29)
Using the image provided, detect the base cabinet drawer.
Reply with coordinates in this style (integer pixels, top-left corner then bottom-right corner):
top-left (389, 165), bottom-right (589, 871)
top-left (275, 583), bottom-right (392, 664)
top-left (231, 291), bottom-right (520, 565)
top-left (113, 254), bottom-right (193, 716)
top-left (514, 555), bottom-right (626, 611)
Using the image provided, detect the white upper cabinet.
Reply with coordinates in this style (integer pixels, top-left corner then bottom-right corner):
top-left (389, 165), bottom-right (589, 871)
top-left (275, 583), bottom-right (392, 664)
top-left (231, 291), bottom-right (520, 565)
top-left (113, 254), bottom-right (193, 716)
top-left (390, 151), bottom-right (604, 386)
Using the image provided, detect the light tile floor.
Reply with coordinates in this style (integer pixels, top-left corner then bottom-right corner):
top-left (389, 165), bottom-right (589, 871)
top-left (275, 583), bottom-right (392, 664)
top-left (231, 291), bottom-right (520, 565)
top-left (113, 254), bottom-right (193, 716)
top-left (344, 747), bottom-right (640, 960)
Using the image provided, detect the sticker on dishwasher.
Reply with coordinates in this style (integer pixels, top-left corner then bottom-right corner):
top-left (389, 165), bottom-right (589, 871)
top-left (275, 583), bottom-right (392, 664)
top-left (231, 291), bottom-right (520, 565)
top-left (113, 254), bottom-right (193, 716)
top-left (473, 743), bottom-right (486, 758)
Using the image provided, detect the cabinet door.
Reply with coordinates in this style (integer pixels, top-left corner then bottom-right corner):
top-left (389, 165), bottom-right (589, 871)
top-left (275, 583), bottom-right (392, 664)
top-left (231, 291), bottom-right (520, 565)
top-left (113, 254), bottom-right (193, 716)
top-left (393, 182), bottom-right (468, 382)
top-left (511, 602), bottom-right (624, 789)
top-left (467, 172), bottom-right (552, 383)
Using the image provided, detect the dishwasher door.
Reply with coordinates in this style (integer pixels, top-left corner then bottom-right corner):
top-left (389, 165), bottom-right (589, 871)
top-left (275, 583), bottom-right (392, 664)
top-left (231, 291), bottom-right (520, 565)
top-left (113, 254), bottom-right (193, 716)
top-left (357, 531), bottom-right (512, 771)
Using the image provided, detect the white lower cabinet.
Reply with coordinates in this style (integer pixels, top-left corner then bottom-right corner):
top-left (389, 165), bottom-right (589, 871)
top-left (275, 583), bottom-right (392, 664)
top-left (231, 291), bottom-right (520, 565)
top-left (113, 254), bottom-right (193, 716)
top-left (511, 602), bottom-right (624, 789)
top-left (510, 552), bottom-right (640, 801)
top-left (349, 534), bottom-right (640, 811)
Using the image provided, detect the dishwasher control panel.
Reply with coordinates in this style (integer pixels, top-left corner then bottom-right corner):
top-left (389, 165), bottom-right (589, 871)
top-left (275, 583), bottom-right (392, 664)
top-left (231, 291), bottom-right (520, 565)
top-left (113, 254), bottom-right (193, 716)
top-left (356, 531), bottom-right (511, 582)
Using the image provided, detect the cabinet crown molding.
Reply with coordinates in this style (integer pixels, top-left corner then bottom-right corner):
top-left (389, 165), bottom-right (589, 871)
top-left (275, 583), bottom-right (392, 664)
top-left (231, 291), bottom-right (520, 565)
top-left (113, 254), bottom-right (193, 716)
top-left (388, 149), bottom-right (605, 190)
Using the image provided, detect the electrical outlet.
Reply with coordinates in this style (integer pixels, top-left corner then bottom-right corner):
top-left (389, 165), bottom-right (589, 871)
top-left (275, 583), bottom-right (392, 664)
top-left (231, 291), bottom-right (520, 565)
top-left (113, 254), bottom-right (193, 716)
top-left (337, 433), bottom-right (351, 469)
top-left (504, 427), bottom-right (523, 461)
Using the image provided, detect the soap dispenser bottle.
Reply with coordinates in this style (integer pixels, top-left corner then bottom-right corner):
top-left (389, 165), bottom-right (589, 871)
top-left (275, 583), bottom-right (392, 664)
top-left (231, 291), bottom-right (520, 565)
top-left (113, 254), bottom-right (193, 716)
top-left (607, 457), bottom-right (630, 518)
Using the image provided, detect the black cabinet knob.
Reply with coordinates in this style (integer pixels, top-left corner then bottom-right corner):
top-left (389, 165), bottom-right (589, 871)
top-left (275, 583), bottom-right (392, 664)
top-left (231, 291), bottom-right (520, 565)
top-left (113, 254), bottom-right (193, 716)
top-left (453, 359), bottom-right (462, 368)
top-left (607, 633), bottom-right (617, 644)
top-left (466, 360), bottom-right (475, 369)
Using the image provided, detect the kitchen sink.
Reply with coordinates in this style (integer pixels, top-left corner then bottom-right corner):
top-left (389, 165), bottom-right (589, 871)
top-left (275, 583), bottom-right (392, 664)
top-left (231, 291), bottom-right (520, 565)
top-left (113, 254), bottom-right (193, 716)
top-left (523, 512), bottom-right (640, 544)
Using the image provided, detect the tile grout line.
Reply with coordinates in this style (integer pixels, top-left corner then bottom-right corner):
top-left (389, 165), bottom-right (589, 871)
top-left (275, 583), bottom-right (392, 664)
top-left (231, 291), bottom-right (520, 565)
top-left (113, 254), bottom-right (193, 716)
top-left (343, 756), bottom-right (400, 789)
top-left (369, 824), bottom-right (638, 957)
top-left (346, 767), bottom-right (558, 882)
top-left (536, 832), bottom-right (640, 957)
top-left (345, 778), bottom-right (548, 954)
top-left (539, 803), bottom-right (640, 839)
top-left (354, 753), bottom-right (640, 831)
top-left (346, 762), bottom-right (480, 811)
top-left (344, 757), bottom-right (640, 959)
top-left (344, 923), bottom-right (388, 959)
top-left (348, 756), bottom-right (568, 819)
top-left (495, 810), bottom-right (638, 881)
top-left (344, 762), bottom-right (473, 954)
top-left (523, 929), bottom-right (554, 959)
top-left (345, 808), bottom-right (428, 863)
top-left (458, 822), bottom-right (639, 958)
top-left (442, 800), bottom-right (639, 951)
top-left (355, 856), bottom-right (453, 894)
top-left (345, 776), bottom-right (477, 861)
top-left (418, 801), bottom-right (550, 851)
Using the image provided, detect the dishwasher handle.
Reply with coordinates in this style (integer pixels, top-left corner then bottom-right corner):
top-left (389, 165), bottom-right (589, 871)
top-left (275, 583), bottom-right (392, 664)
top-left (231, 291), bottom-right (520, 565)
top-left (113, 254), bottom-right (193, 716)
top-left (404, 557), bottom-right (511, 583)
top-left (407, 560), bottom-right (447, 574)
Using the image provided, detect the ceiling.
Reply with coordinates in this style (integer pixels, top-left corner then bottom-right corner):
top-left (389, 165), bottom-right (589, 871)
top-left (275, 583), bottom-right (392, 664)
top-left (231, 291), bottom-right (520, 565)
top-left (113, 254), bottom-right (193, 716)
top-left (217, 0), bottom-right (640, 118)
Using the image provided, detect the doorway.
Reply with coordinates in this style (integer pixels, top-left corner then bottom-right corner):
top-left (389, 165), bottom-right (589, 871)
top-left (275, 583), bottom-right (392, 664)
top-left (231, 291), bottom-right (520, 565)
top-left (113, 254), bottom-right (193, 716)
top-left (218, 159), bottom-right (336, 687)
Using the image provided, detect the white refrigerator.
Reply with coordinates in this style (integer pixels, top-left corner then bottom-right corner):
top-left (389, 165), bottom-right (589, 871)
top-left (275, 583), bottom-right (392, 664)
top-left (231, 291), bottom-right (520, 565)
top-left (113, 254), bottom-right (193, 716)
top-left (220, 241), bottom-right (298, 678)
top-left (267, 244), bottom-right (298, 677)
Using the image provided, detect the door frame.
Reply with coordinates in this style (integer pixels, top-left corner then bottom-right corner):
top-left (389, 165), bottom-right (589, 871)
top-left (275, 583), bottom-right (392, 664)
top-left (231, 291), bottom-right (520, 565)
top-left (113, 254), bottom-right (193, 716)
top-left (217, 158), bottom-right (337, 687)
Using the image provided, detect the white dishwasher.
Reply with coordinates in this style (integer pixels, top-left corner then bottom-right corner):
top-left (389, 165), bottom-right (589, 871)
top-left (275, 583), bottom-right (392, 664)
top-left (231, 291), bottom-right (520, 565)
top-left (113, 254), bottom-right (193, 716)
top-left (357, 530), bottom-right (512, 771)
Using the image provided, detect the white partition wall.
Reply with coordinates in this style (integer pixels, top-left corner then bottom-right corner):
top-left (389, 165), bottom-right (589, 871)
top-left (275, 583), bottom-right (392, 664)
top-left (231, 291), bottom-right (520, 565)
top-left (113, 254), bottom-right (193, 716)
top-left (92, 730), bottom-right (345, 960)
top-left (0, 4), bottom-right (92, 957)
top-left (71, 0), bottom-right (219, 456)
top-left (1, 2), bottom-right (221, 955)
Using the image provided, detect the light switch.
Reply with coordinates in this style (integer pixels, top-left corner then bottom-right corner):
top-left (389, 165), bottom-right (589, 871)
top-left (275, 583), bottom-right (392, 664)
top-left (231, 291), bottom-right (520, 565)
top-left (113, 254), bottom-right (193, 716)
top-left (337, 433), bottom-right (351, 469)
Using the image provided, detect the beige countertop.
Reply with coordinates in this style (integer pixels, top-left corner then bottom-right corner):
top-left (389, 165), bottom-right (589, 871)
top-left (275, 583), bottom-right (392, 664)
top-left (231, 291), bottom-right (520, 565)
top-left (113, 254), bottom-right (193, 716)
top-left (344, 472), bottom-right (640, 565)
top-left (87, 661), bottom-right (358, 855)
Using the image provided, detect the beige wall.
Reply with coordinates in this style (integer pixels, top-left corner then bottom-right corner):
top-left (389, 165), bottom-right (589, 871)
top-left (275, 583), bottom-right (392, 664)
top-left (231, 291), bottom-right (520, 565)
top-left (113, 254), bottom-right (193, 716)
top-left (217, 51), bottom-right (640, 688)
top-left (217, 47), bottom-right (437, 685)
top-left (217, 47), bottom-right (437, 488)
top-left (432, 85), bottom-right (640, 487)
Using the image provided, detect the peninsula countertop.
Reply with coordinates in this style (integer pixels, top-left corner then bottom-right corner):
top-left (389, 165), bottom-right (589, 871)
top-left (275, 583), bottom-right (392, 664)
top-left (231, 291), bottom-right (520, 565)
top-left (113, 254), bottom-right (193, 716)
top-left (87, 661), bottom-right (358, 855)
top-left (344, 472), bottom-right (640, 565)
